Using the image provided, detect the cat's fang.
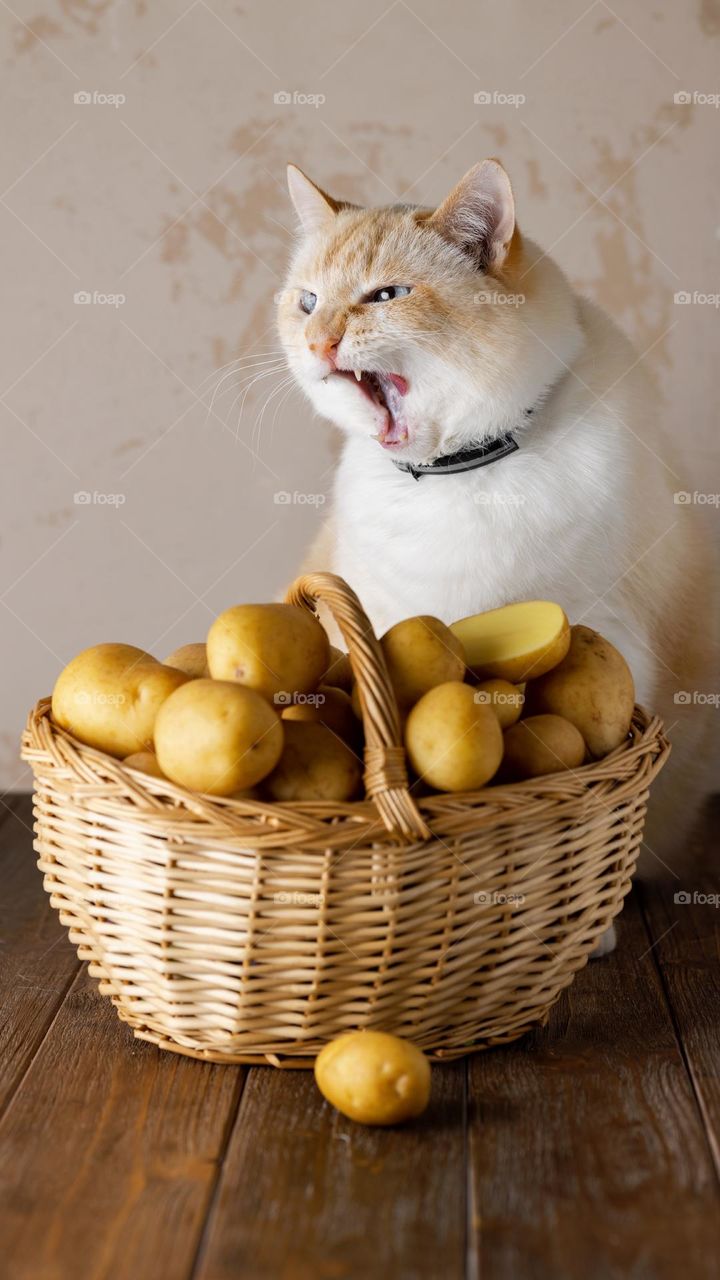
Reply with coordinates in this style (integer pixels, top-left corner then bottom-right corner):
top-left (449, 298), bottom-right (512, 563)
top-left (354, 369), bottom-right (362, 381)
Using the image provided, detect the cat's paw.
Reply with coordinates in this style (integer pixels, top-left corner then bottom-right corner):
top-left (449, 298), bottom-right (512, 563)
top-left (590, 922), bottom-right (617, 959)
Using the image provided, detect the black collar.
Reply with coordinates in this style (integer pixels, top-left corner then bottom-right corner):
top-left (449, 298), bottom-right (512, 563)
top-left (393, 409), bottom-right (533, 481)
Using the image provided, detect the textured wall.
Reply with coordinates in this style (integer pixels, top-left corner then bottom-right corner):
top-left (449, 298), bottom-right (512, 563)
top-left (3, 0), bottom-right (718, 786)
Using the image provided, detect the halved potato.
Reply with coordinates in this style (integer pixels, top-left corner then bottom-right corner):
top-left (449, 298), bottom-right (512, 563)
top-left (450, 601), bottom-right (570, 683)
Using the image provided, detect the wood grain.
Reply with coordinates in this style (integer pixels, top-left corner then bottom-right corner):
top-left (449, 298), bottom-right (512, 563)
top-left (0, 795), bottom-right (80, 1115)
top-left (195, 1060), bottom-right (467, 1280)
top-left (467, 890), bottom-right (720, 1280)
top-left (0, 930), bottom-right (245, 1280)
top-left (639, 860), bottom-right (720, 1180)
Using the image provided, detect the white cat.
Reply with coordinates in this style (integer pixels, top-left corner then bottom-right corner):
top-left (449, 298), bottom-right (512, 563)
top-left (277, 160), bottom-right (717, 876)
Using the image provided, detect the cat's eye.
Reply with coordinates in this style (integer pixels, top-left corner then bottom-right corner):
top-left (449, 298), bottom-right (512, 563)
top-left (299, 290), bottom-right (317, 314)
top-left (366, 285), bottom-right (412, 304)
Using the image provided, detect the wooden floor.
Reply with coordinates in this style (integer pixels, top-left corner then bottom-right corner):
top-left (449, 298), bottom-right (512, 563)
top-left (1, 794), bottom-right (719, 1280)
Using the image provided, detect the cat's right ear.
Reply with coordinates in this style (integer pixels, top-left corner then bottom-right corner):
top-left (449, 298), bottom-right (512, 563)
top-left (287, 165), bottom-right (340, 235)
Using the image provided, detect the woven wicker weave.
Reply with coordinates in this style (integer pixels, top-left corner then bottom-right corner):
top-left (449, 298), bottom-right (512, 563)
top-left (21, 573), bottom-right (669, 1067)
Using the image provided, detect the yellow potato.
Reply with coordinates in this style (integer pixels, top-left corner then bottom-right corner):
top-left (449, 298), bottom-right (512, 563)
top-left (473, 678), bottom-right (524, 730)
top-left (524, 625), bottom-right (635, 758)
top-left (123, 750), bottom-right (167, 779)
top-left (404, 681), bottom-right (503, 792)
top-left (52, 644), bottom-right (189, 758)
top-left (315, 1030), bottom-right (431, 1126)
top-left (323, 645), bottom-right (353, 694)
top-left (282, 686), bottom-right (358, 744)
top-left (154, 678), bottom-right (283, 795)
top-left (501, 714), bottom-right (586, 780)
top-left (263, 721), bottom-right (361, 803)
top-left (162, 642), bottom-right (209, 679)
top-left (207, 603), bottom-right (329, 705)
top-left (450, 600), bottom-right (570, 682)
top-left (380, 615), bottom-right (466, 708)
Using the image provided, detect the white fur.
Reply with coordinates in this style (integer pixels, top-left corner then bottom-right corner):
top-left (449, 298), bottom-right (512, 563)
top-left (282, 229), bottom-right (717, 874)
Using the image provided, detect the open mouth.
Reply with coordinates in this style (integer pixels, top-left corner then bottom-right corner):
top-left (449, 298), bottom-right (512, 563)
top-left (329, 369), bottom-right (409, 448)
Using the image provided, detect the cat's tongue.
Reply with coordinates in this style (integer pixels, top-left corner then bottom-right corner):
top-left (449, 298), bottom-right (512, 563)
top-left (375, 372), bottom-right (409, 447)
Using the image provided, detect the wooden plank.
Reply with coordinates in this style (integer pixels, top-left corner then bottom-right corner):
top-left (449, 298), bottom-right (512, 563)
top-left (195, 1059), bottom-right (467, 1280)
top-left (0, 793), bottom-right (80, 1115)
top-left (0, 962), bottom-right (245, 1280)
top-left (467, 890), bottom-right (720, 1280)
top-left (639, 829), bottom-right (720, 1178)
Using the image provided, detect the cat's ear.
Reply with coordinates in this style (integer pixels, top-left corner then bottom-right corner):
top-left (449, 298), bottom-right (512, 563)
top-left (287, 164), bottom-right (340, 235)
top-left (428, 160), bottom-right (515, 272)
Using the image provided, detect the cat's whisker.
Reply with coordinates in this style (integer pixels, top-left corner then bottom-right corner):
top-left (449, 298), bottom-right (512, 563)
top-left (251, 374), bottom-right (296, 455)
top-left (204, 360), bottom-right (287, 425)
top-left (223, 366), bottom-right (287, 440)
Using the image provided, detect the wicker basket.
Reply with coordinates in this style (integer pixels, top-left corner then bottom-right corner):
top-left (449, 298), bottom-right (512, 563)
top-left (21, 573), bottom-right (669, 1067)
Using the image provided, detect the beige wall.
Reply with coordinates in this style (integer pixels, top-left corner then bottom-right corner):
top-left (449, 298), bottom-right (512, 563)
top-left (3, 0), bottom-right (718, 787)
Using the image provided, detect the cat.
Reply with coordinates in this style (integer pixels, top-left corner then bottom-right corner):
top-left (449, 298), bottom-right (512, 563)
top-left (276, 159), bottom-right (717, 883)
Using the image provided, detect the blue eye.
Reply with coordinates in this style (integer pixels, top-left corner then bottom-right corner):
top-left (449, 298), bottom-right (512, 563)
top-left (366, 285), bottom-right (412, 303)
top-left (299, 290), bottom-right (317, 314)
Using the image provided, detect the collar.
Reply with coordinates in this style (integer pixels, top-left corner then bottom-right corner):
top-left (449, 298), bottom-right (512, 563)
top-left (393, 409), bottom-right (532, 481)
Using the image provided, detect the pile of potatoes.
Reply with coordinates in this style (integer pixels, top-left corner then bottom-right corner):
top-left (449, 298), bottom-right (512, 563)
top-left (50, 594), bottom-right (635, 801)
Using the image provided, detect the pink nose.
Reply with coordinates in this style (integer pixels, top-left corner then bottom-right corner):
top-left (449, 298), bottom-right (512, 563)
top-left (309, 337), bottom-right (340, 368)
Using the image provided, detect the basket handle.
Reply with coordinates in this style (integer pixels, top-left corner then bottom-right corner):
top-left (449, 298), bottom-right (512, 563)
top-left (284, 572), bottom-right (430, 842)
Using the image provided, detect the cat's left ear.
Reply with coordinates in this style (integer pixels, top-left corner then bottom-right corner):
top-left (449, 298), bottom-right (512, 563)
top-left (428, 160), bottom-right (516, 272)
top-left (287, 164), bottom-right (340, 235)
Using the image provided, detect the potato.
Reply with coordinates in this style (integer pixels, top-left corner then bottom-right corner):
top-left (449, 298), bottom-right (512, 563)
top-left (501, 714), bottom-right (586, 780)
top-left (263, 721), bottom-right (361, 803)
top-left (123, 750), bottom-right (167, 779)
top-left (473, 678), bottom-right (524, 730)
top-left (52, 644), bottom-right (189, 758)
top-left (162, 642), bottom-right (209, 679)
top-left (323, 645), bottom-right (353, 694)
top-left (524, 625), bottom-right (635, 758)
top-left (380, 616), bottom-right (466, 709)
top-left (154, 678), bottom-right (283, 795)
top-left (282, 686), bottom-right (358, 744)
top-left (315, 1031), bottom-right (431, 1126)
top-left (450, 600), bottom-right (570, 682)
top-left (207, 603), bottom-right (329, 705)
top-left (404, 681), bottom-right (503, 792)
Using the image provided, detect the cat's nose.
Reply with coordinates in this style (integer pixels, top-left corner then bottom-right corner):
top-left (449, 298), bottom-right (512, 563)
top-left (308, 336), bottom-right (340, 369)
